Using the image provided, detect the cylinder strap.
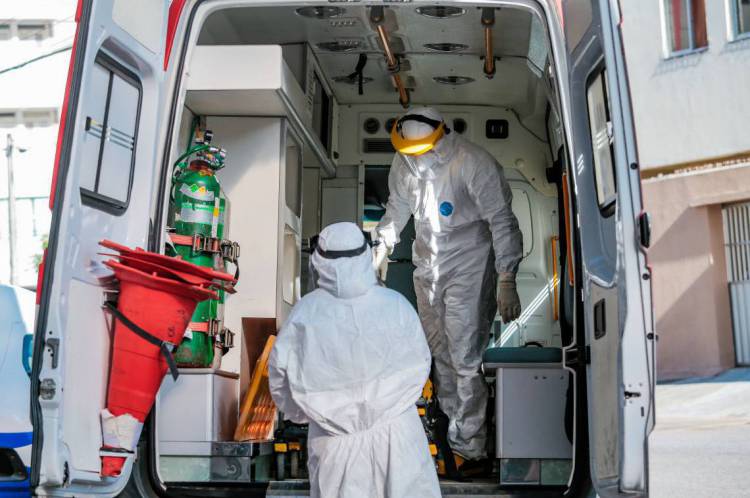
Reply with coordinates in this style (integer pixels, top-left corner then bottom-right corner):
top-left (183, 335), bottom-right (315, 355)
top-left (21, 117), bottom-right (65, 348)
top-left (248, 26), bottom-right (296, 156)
top-left (187, 321), bottom-right (215, 333)
top-left (104, 302), bottom-right (179, 380)
top-left (169, 233), bottom-right (199, 247)
top-left (169, 233), bottom-right (240, 282)
top-left (169, 232), bottom-right (222, 253)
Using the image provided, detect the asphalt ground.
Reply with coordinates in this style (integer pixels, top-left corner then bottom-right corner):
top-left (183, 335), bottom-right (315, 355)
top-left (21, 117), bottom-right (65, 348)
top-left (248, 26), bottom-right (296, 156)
top-left (649, 368), bottom-right (750, 498)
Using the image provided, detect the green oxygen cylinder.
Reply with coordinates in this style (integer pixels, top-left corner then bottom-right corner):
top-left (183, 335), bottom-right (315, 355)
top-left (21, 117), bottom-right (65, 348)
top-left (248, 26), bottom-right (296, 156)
top-left (169, 134), bottom-right (228, 367)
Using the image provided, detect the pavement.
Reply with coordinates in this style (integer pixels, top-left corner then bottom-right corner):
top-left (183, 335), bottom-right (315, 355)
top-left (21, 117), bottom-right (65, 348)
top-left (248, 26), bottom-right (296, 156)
top-left (649, 368), bottom-right (750, 498)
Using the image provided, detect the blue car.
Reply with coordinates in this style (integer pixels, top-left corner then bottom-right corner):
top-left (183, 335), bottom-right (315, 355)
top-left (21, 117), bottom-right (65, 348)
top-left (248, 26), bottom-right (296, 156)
top-left (0, 285), bottom-right (35, 498)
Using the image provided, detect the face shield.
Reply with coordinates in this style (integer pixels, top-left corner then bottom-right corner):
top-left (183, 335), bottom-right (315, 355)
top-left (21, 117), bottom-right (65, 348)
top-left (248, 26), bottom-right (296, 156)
top-left (390, 114), bottom-right (450, 179)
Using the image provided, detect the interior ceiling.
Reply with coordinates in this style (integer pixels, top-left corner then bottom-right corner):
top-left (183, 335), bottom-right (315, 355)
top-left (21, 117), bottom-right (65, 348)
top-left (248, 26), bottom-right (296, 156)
top-left (198, 5), bottom-right (548, 112)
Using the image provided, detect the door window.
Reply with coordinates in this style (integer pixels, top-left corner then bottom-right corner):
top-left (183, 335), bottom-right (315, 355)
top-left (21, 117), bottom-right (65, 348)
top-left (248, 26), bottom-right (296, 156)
top-left (79, 53), bottom-right (141, 212)
top-left (586, 70), bottom-right (616, 214)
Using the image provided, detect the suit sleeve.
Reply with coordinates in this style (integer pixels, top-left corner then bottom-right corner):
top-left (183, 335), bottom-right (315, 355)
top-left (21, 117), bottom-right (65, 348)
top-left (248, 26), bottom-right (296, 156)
top-left (375, 155), bottom-right (413, 248)
top-left (268, 323), bottom-right (309, 424)
top-left (465, 155), bottom-right (523, 277)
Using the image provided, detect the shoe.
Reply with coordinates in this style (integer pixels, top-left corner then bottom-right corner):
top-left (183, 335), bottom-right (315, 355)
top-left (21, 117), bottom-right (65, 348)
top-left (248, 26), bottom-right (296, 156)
top-left (453, 453), bottom-right (493, 478)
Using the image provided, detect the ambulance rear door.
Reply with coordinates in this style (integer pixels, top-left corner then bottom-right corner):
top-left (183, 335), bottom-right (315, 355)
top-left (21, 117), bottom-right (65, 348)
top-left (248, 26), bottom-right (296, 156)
top-left (560, 0), bottom-right (655, 496)
top-left (30, 0), bottom-right (171, 495)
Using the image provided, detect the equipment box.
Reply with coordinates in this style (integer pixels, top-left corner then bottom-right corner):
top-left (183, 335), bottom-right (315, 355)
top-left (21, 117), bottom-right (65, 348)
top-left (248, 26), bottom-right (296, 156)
top-left (483, 347), bottom-right (572, 486)
top-left (156, 369), bottom-right (239, 448)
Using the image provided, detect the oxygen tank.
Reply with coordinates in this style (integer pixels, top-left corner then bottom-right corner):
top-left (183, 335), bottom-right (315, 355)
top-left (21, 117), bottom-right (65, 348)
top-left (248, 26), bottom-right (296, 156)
top-left (169, 130), bottom-right (238, 367)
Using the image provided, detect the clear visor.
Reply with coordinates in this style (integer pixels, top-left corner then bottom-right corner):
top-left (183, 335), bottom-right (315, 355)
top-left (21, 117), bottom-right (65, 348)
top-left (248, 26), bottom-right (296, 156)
top-left (401, 150), bottom-right (439, 179)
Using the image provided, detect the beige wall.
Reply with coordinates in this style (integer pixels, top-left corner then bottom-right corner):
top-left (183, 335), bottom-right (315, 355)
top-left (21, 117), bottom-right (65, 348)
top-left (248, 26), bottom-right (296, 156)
top-left (643, 165), bottom-right (750, 379)
top-left (621, 0), bottom-right (750, 170)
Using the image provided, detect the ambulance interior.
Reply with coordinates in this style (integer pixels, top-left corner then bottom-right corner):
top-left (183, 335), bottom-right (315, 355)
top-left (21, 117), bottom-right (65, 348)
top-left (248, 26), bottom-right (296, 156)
top-left (154, 3), bottom-right (578, 493)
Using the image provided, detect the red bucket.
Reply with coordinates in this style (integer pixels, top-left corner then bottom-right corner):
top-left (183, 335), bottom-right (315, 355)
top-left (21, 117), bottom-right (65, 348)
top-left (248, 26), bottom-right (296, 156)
top-left (101, 260), bottom-right (217, 476)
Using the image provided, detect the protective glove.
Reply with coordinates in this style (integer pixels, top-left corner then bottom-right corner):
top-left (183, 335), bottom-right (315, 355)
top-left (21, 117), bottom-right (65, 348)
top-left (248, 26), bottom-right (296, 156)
top-left (497, 274), bottom-right (521, 323)
top-left (372, 239), bottom-right (391, 282)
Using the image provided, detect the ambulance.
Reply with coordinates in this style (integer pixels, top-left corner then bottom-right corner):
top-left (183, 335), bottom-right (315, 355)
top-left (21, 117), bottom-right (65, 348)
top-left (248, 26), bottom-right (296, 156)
top-left (29, 1), bottom-right (655, 496)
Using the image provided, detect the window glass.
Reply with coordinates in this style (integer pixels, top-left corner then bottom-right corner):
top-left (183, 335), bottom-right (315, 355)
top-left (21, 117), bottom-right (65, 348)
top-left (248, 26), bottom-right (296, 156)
top-left (17, 22), bottom-right (52, 41)
top-left (80, 63), bottom-right (111, 192)
top-left (735, 0), bottom-right (750, 36)
top-left (0, 109), bottom-right (58, 128)
top-left (80, 54), bottom-right (141, 209)
top-left (586, 71), bottom-right (616, 211)
top-left (663, 0), bottom-right (707, 54)
top-left (284, 132), bottom-right (301, 216)
top-left (21, 109), bottom-right (58, 127)
top-left (0, 111), bottom-right (17, 127)
top-left (97, 76), bottom-right (139, 202)
top-left (0, 24), bottom-right (11, 41)
top-left (562, 0), bottom-right (593, 53)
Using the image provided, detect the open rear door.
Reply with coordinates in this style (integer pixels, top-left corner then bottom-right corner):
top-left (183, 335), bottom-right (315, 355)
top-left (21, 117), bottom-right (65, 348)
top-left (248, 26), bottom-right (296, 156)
top-left (561, 0), bottom-right (655, 496)
top-left (31, 0), bottom-right (170, 495)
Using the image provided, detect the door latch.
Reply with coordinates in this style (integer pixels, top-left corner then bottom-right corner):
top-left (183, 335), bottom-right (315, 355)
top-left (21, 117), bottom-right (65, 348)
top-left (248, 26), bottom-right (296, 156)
top-left (594, 299), bottom-right (606, 339)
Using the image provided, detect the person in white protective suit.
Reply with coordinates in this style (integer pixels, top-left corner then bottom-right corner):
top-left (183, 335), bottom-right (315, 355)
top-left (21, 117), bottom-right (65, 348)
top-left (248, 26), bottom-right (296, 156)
top-left (373, 107), bottom-right (523, 467)
top-left (268, 222), bottom-right (441, 498)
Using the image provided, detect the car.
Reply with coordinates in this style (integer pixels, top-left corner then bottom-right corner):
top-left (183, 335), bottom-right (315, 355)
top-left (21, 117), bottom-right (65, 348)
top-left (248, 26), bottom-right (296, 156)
top-left (1, 284), bottom-right (35, 498)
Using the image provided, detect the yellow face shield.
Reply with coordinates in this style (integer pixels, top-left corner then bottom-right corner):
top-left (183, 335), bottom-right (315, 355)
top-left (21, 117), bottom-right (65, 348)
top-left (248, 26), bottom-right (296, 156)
top-left (390, 115), bottom-right (446, 156)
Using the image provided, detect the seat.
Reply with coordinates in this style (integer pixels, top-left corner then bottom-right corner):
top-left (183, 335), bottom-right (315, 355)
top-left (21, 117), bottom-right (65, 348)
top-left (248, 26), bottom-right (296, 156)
top-left (483, 345), bottom-right (572, 485)
top-left (483, 346), bottom-right (562, 369)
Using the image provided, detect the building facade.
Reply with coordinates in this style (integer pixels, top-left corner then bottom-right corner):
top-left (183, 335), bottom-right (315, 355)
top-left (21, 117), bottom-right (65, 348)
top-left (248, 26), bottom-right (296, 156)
top-left (0, 1), bottom-right (76, 288)
top-left (621, 0), bottom-right (750, 379)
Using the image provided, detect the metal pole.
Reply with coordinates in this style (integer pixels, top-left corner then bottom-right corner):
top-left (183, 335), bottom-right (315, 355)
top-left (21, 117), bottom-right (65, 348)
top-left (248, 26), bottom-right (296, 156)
top-left (5, 133), bottom-right (17, 285)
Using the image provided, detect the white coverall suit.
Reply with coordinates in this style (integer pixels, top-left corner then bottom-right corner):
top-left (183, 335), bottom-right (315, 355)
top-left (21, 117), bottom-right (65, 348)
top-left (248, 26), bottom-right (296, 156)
top-left (268, 222), bottom-right (441, 498)
top-left (376, 129), bottom-right (523, 459)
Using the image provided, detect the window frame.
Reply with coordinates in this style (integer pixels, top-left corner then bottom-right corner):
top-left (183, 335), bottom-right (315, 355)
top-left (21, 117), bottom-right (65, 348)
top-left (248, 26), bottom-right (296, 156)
top-left (79, 52), bottom-right (142, 215)
top-left (16, 21), bottom-right (53, 41)
top-left (0, 20), bottom-right (55, 42)
top-left (662, 0), bottom-right (709, 58)
top-left (585, 66), bottom-right (617, 217)
top-left (729, 0), bottom-right (750, 41)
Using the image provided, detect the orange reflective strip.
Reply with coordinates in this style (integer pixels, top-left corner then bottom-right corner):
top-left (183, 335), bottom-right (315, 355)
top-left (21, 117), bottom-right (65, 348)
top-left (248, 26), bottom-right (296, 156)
top-left (551, 236), bottom-right (559, 321)
top-left (561, 172), bottom-right (575, 286)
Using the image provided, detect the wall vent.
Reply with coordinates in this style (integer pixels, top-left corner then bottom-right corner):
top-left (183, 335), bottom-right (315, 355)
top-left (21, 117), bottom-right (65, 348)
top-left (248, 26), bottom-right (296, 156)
top-left (363, 138), bottom-right (395, 154)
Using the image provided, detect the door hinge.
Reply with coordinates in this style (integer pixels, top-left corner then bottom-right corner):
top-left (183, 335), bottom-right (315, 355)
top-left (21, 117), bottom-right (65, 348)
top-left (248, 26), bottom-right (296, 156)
top-left (564, 345), bottom-right (591, 367)
top-left (39, 378), bottom-right (57, 400)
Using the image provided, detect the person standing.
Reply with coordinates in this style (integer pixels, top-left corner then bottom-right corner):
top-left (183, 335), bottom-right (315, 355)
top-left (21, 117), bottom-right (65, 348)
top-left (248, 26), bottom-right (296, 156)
top-left (373, 107), bottom-right (523, 469)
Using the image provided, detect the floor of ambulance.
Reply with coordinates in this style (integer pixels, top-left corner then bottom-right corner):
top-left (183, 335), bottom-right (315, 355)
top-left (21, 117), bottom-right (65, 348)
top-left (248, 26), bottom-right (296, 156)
top-left (265, 479), bottom-right (565, 497)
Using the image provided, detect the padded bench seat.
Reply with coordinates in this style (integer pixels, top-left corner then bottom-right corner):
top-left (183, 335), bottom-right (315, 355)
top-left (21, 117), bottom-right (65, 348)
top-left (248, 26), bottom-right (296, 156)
top-left (483, 346), bottom-right (562, 369)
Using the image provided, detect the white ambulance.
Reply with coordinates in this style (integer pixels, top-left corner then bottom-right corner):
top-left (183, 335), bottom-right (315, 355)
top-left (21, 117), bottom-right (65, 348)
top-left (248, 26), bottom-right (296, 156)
top-left (29, 1), bottom-right (655, 497)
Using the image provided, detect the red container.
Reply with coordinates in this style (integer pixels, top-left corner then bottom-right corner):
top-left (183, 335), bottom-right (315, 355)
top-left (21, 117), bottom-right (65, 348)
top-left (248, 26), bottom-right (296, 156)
top-left (101, 260), bottom-right (216, 476)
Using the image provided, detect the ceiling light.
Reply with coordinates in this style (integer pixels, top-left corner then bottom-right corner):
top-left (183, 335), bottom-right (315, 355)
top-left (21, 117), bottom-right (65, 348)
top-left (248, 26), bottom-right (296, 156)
top-left (295, 6), bottom-right (346, 19)
top-left (416, 6), bottom-right (466, 19)
top-left (316, 40), bottom-right (362, 52)
top-left (333, 75), bottom-right (375, 85)
top-left (424, 42), bottom-right (469, 52)
top-left (433, 75), bottom-right (475, 85)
